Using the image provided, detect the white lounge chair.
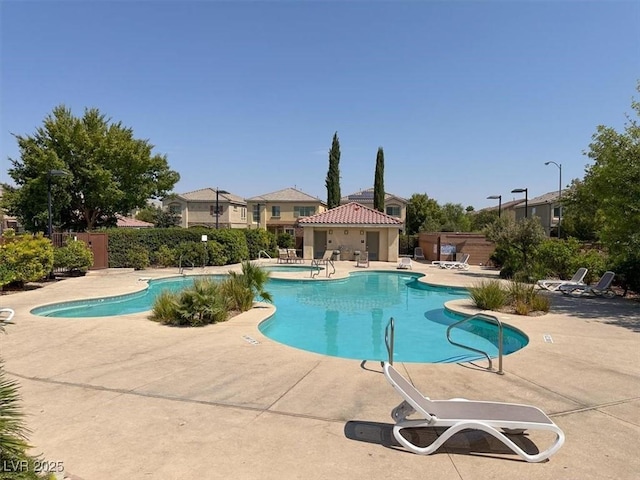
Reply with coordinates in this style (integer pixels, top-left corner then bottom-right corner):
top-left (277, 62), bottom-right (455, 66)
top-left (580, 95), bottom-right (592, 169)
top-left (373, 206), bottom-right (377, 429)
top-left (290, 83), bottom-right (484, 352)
top-left (559, 271), bottom-right (616, 297)
top-left (439, 253), bottom-right (470, 270)
top-left (383, 362), bottom-right (565, 462)
top-left (0, 308), bottom-right (15, 323)
top-left (397, 257), bottom-right (412, 270)
top-left (537, 267), bottom-right (588, 291)
top-left (356, 251), bottom-right (369, 268)
top-left (414, 247), bottom-right (425, 261)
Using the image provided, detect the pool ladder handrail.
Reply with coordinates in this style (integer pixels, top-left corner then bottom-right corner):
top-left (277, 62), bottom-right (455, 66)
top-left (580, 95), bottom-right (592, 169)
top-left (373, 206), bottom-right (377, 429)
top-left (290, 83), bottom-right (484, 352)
top-left (178, 254), bottom-right (194, 275)
top-left (446, 313), bottom-right (504, 375)
top-left (310, 258), bottom-right (335, 278)
top-left (384, 317), bottom-right (395, 365)
top-left (258, 250), bottom-right (272, 260)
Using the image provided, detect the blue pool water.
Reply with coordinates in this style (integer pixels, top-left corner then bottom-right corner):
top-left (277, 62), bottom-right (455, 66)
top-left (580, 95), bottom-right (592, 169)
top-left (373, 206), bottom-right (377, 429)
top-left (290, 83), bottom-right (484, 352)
top-left (32, 271), bottom-right (528, 363)
top-left (262, 265), bottom-right (324, 273)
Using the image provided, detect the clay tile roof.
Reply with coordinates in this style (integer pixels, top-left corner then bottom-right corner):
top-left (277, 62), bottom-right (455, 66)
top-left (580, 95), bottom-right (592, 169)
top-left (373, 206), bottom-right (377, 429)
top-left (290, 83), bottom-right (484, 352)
top-left (116, 216), bottom-right (154, 228)
top-left (298, 202), bottom-right (403, 226)
top-left (246, 187), bottom-right (325, 203)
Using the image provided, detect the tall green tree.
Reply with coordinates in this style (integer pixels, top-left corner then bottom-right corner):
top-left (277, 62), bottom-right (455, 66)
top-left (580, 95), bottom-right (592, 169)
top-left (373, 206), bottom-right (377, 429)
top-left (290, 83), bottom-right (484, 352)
top-left (373, 147), bottom-right (385, 212)
top-left (2, 105), bottom-right (180, 232)
top-left (325, 132), bottom-right (341, 209)
top-left (406, 193), bottom-right (440, 234)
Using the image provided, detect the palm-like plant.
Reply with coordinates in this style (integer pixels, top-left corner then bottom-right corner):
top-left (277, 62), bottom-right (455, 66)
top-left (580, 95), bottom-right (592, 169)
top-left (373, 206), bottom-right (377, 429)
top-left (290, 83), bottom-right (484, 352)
top-left (240, 261), bottom-right (273, 303)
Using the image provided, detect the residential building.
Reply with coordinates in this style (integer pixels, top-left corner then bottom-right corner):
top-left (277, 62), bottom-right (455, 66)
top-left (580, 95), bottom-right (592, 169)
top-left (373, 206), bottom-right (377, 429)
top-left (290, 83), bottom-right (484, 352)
top-left (340, 188), bottom-right (408, 224)
top-left (514, 190), bottom-right (566, 236)
top-left (298, 202), bottom-right (403, 262)
top-left (245, 187), bottom-right (327, 245)
top-left (162, 188), bottom-right (248, 229)
top-left (477, 198), bottom-right (524, 222)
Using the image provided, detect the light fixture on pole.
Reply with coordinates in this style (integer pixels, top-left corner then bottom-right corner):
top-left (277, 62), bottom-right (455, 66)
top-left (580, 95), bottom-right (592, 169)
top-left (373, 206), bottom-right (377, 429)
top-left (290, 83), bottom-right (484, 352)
top-left (47, 169), bottom-right (69, 239)
top-left (487, 195), bottom-right (502, 218)
top-left (214, 188), bottom-right (229, 229)
top-left (544, 161), bottom-right (562, 238)
top-left (511, 188), bottom-right (528, 218)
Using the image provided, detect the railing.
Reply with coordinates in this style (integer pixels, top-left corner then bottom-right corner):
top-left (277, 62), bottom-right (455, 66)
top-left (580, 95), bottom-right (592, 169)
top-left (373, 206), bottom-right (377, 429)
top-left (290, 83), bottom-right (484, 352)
top-left (384, 317), bottom-right (395, 365)
top-left (178, 254), bottom-right (194, 275)
top-left (446, 313), bottom-right (504, 375)
top-left (310, 258), bottom-right (335, 278)
top-left (258, 250), bottom-right (272, 260)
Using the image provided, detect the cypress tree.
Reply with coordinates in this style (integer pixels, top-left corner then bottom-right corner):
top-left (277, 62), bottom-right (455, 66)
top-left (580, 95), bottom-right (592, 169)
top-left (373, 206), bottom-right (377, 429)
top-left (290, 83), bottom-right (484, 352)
top-left (325, 132), bottom-right (341, 209)
top-left (373, 147), bottom-right (385, 212)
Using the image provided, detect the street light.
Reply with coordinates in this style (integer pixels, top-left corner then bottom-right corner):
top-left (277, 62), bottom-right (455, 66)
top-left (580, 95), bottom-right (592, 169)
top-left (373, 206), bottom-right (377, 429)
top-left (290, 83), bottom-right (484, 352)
top-left (47, 169), bottom-right (69, 239)
top-left (487, 195), bottom-right (502, 218)
top-left (511, 188), bottom-right (528, 218)
top-left (545, 161), bottom-right (562, 238)
top-left (214, 188), bottom-right (229, 229)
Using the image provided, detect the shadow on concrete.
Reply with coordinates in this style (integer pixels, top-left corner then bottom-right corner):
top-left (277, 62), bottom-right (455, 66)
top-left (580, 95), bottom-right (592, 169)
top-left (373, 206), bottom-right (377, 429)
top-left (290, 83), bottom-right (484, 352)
top-left (544, 292), bottom-right (640, 333)
top-left (344, 421), bottom-right (540, 460)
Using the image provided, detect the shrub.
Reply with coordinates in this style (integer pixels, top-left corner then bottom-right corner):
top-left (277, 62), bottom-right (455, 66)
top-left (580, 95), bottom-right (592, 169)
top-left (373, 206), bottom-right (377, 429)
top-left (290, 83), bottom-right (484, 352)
top-left (276, 232), bottom-right (295, 249)
top-left (149, 290), bottom-right (180, 323)
top-left (152, 245), bottom-right (176, 268)
top-left (0, 233), bottom-right (53, 286)
top-left (174, 241), bottom-right (207, 268)
top-left (244, 228), bottom-right (277, 259)
top-left (54, 238), bottom-right (94, 274)
top-left (125, 245), bottom-right (150, 270)
top-left (530, 294), bottom-right (551, 312)
top-left (151, 278), bottom-right (227, 327)
top-left (468, 280), bottom-right (509, 310)
top-left (206, 241), bottom-right (228, 266)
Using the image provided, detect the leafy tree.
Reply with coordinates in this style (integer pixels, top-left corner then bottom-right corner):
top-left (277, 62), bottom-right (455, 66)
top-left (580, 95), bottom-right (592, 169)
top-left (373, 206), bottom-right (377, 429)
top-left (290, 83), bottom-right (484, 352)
top-left (135, 204), bottom-right (180, 228)
top-left (562, 179), bottom-right (602, 241)
top-left (325, 132), bottom-right (341, 209)
top-left (470, 209), bottom-right (499, 232)
top-left (373, 147), bottom-right (385, 212)
top-left (2, 105), bottom-right (180, 232)
top-left (485, 217), bottom-right (546, 280)
top-left (406, 193), bottom-right (440, 234)
top-left (439, 203), bottom-right (472, 232)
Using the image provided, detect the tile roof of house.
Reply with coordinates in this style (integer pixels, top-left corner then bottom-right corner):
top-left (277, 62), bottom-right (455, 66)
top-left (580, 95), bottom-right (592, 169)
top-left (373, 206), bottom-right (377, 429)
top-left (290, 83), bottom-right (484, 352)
top-left (178, 188), bottom-right (246, 204)
top-left (116, 216), bottom-right (154, 228)
top-left (298, 202), bottom-right (403, 226)
top-left (340, 188), bottom-right (408, 204)
top-left (246, 187), bottom-right (325, 204)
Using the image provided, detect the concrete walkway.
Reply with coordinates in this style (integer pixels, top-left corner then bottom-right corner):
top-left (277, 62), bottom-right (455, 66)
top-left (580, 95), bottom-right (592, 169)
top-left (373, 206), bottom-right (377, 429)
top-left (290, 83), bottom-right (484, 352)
top-left (1, 261), bottom-right (638, 479)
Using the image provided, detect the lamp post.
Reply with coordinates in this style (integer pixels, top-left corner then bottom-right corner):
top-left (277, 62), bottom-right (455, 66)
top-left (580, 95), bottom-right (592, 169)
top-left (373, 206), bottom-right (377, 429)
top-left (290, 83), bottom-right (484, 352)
top-left (511, 188), bottom-right (528, 218)
top-left (487, 195), bottom-right (502, 218)
top-left (544, 161), bottom-right (562, 238)
top-left (47, 169), bottom-right (69, 239)
top-left (214, 188), bottom-right (229, 229)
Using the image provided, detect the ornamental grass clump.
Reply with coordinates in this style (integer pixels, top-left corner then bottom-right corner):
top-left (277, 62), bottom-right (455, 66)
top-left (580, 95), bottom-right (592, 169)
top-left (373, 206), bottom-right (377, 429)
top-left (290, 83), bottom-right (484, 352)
top-left (468, 280), bottom-right (509, 311)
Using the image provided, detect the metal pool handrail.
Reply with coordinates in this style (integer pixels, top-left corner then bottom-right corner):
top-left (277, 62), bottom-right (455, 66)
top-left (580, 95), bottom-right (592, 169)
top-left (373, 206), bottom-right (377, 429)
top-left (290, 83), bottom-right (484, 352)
top-left (446, 313), bottom-right (504, 375)
top-left (385, 317), bottom-right (395, 365)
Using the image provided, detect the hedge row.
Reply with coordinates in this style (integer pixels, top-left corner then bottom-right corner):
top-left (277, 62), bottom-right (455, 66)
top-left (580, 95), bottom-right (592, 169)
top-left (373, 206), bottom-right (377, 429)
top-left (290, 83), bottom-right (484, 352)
top-left (107, 227), bottom-right (278, 269)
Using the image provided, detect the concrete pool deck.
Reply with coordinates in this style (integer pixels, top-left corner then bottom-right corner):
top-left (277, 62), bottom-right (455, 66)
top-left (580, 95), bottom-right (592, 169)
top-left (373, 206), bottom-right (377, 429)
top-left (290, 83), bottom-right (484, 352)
top-left (1, 261), bottom-right (639, 479)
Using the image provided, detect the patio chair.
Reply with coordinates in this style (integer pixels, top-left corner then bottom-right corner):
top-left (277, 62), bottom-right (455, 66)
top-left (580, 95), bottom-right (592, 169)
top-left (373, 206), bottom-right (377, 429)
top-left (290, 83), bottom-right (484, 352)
top-left (356, 251), bottom-right (369, 268)
top-left (559, 271), bottom-right (616, 297)
top-left (383, 362), bottom-right (565, 463)
top-left (397, 257), bottom-right (412, 270)
top-left (0, 308), bottom-right (15, 323)
top-left (439, 253), bottom-right (470, 270)
top-left (414, 247), bottom-right (425, 261)
top-left (287, 249), bottom-right (303, 264)
top-left (537, 267), bottom-right (588, 291)
top-left (277, 248), bottom-right (289, 264)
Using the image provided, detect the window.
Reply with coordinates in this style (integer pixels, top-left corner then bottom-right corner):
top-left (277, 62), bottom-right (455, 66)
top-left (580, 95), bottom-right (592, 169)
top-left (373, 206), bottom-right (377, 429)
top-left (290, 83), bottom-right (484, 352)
top-left (241, 207), bottom-right (246, 220)
top-left (386, 205), bottom-right (401, 217)
top-left (271, 206), bottom-right (280, 218)
top-left (294, 206), bottom-right (315, 217)
top-left (285, 228), bottom-right (295, 236)
top-left (553, 206), bottom-right (562, 218)
top-left (253, 204), bottom-right (261, 222)
top-left (210, 205), bottom-right (222, 216)
top-left (168, 204), bottom-right (181, 215)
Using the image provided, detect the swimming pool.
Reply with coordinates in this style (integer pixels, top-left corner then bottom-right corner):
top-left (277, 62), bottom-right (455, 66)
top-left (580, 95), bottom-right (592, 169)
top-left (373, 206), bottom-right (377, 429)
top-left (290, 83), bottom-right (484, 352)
top-left (32, 271), bottom-right (528, 363)
top-left (261, 265), bottom-right (324, 273)
top-left (260, 272), bottom-right (528, 363)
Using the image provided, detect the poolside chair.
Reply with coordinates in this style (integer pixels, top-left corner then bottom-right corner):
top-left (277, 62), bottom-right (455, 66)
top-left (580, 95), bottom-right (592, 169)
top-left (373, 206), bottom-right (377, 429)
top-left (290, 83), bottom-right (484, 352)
top-left (287, 249), bottom-right (303, 264)
top-left (277, 248), bottom-right (289, 264)
top-left (356, 251), bottom-right (369, 268)
top-left (397, 257), bottom-right (412, 270)
top-left (559, 271), bottom-right (616, 297)
top-left (439, 253), bottom-right (470, 270)
top-left (537, 268), bottom-right (588, 291)
top-left (0, 308), bottom-right (15, 323)
top-left (414, 247), bottom-right (425, 261)
top-left (383, 362), bottom-right (565, 463)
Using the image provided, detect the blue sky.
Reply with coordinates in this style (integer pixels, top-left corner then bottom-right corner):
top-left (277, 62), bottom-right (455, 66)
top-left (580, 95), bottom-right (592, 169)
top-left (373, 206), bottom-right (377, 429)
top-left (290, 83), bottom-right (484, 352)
top-left (1, 1), bottom-right (638, 209)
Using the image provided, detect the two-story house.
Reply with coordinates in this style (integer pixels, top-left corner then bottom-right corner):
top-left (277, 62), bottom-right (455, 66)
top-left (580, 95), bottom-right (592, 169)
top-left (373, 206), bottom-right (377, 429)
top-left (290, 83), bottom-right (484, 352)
top-left (162, 188), bottom-right (248, 229)
top-left (245, 187), bottom-right (327, 246)
top-left (514, 190), bottom-right (566, 237)
top-left (340, 188), bottom-right (408, 224)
